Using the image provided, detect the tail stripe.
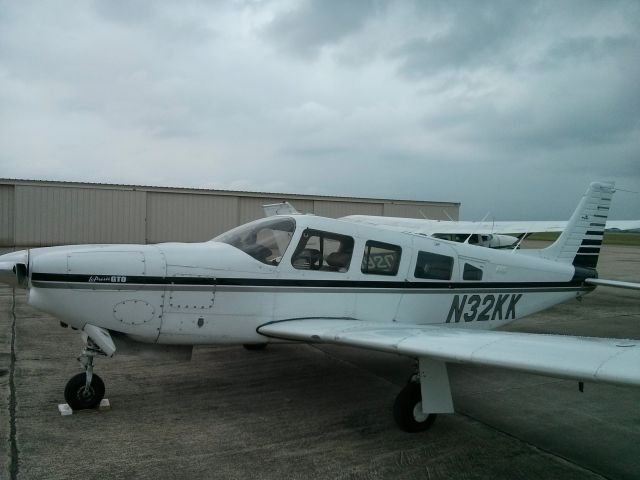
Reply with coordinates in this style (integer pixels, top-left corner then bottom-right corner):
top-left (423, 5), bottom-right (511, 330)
top-left (543, 182), bottom-right (614, 269)
top-left (573, 254), bottom-right (598, 268)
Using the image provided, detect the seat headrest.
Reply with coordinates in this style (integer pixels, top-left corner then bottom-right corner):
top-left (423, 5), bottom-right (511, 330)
top-left (326, 252), bottom-right (350, 268)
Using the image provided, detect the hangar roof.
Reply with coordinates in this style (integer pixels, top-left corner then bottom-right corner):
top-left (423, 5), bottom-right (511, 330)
top-left (0, 178), bottom-right (459, 207)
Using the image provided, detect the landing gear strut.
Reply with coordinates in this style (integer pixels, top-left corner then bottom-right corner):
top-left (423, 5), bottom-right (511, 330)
top-left (64, 337), bottom-right (106, 410)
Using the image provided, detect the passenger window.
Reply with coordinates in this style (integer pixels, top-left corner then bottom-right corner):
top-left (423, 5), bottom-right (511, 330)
top-left (414, 251), bottom-right (453, 280)
top-left (292, 229), bottom-right (354, 272)
top-left (361, 241), bottom-right (401, 276)
top-left (463, 263), bottom-right (483, 280)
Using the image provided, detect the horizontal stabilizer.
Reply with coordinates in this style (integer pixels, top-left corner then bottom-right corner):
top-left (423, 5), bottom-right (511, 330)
top-left (585, 278), bottom-right (640, 290)
top-left (258, 319), bottom-right (640, 387)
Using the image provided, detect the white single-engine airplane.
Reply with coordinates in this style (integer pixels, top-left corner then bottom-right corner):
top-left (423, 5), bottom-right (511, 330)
top-left (342, 214), bottom-right (640, 249)
top-left (1, 182), bottom-right (639, 432)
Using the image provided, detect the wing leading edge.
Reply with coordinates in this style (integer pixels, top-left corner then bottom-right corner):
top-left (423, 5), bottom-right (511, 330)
top-left (258, 319), bottom-right (640, 387)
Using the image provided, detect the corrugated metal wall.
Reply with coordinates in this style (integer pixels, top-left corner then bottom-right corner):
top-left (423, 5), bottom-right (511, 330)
top-left (1, 180), bottom-right (459, 247)
top-left (147, 193), bottom-right (239, 243)
top-left (14, 186), bottom-right (146, 246)
top-left (0, 185), bottom-right (14, 245)
top-left (313, 200), bottom-right (384, 218)
top-left (383, 203), bottom-right (458, 220)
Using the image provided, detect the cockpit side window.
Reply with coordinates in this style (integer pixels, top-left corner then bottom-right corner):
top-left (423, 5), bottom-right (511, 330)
top-left (414, 251), bottom-right (453, 280)
top-left (292, 229), bottom-right (354, 272)
top-left (214, 217), bottom-right (296, 265)
top-left (463, 263), bottom-right (483, 280)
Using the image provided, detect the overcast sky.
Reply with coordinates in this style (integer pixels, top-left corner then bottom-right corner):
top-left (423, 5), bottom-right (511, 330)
top-left (0, 0), bottom-right (638, 220)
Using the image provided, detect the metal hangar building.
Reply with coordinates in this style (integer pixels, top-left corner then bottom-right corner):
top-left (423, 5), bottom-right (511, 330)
top-left (0, 179), bottom-right (460, 248)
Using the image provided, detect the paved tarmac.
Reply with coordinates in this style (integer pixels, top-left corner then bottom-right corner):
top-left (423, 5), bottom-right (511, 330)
top-left (1, 243), bottom-right (639, 480)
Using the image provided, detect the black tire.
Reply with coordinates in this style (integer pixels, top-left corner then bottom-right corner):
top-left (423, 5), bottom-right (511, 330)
top-left (393, 382), bottom-right (437, 433)
top-left (243, 343), bottom-right (268, 351)
top-left (64, 372), bottom-right (105, 410)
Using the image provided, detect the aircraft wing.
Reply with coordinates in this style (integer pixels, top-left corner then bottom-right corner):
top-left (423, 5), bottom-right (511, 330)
top-left (258, 319), bottom-right (640, 387)
top-left (342, 216), bottom-right (640, 235)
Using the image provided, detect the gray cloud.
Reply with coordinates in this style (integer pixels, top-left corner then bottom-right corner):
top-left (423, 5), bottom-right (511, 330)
top-left (0, 0), bottom-right (638, 221)
top-left (93, 0), bottom-right (158, 24)
top-left (543, 35), bottom-right (637, 65)
top-left (391, 1), bottom-right (533, 78)
top-left (264, 0), bottom-right (382, 58)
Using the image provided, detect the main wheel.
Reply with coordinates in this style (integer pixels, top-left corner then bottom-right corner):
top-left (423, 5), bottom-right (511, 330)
top-left (64, 372), bottom-right (105, 410)
top-left (393, 382), bottom-right (437, 433)
top-left (243, 343), bottom-right (268, 351)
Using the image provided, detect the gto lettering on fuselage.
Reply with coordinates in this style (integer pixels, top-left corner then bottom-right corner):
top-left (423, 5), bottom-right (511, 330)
top-left (88, 275), bottom-right (127, 283)
top-left (446, 294), bottom-right (523, 323)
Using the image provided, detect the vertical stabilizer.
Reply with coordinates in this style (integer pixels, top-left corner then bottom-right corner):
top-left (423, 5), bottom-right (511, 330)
top-left (543, 182), bottom-right (614, 268)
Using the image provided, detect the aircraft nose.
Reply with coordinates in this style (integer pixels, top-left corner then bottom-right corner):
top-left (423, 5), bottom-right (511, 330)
top-left (0, 249), bottom-right (29, 288)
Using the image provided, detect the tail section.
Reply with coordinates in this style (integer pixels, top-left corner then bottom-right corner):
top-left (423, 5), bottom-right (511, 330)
top-left (543, 182), bottom-right (614, 268)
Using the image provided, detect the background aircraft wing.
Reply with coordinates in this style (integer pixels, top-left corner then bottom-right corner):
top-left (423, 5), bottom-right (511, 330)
top-left (484, 220), bottom-right (640, 234)
top-left (258, 319), bottom-right (640, 387)
top-left (343, 216), bottom-right (639, 235)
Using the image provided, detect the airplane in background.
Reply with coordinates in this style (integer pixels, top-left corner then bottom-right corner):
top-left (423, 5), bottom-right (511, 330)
top-left (343, 217), bottom-right (640, 249)
top-left (266, 201), bottom-right (640, 250)
top-left (1, 182), bottom-right (639, 432)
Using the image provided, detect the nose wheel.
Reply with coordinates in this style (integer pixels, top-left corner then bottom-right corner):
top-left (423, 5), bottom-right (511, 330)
top-left (64, 337), bottom-right (106, 410)
top-left (64, 372), bottom-right (105, 410)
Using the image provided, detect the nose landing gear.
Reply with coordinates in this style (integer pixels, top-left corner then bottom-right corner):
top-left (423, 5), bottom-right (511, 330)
top-left (64, 337), bottom-right (106, 410)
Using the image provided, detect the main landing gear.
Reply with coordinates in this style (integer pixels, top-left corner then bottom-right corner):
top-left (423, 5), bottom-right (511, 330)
top-left (392, 358), bottom-right (455, 433)
top-left (393, 376), bottom-right (437, 432)
top-left (64, 337), bottom-right (106, 410)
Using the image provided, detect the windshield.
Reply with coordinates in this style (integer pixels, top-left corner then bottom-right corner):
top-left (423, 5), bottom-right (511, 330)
top-left (214, 217), bottom-right (296, 265)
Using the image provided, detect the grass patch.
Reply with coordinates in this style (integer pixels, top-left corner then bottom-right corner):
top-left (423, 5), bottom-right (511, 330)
top-left (526, 232), bottom-right (640, 246)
